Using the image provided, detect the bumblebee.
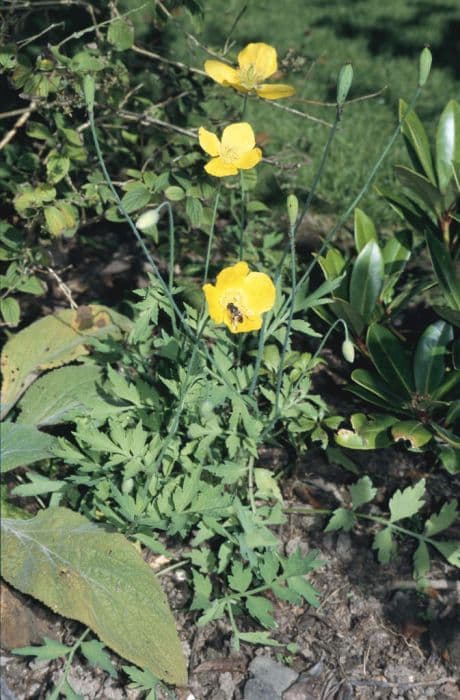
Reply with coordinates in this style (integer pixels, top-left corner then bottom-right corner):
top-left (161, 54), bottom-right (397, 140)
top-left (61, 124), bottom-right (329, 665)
top-left (227, 302), bottom-right (244, 329)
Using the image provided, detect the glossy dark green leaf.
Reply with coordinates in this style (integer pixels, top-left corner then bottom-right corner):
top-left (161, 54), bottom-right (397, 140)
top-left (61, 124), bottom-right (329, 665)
top-left (354, 208), bottom-right (377, 252)
top-left (425, 231), bottom-right (460, 310)
top-left (432, 423), bottom-right (460, 449)
top-left (394, 165), bottom-right (442, 214)
top-left (350, 241), bottom-right (384, 323)
top-left (347, 384), bottom-right (404, 413)
top-left (413, 321), bottom-right (453, 393)
top-left (366, 324), bottom-right (414, 395)
top-left (382, 230), bottom-right (412, 274)
top-left (436, 99), bottom-right (460, 192)
top-left (399, 99), bottom-right (436, 184)
top-left (351, 369), bottom-right (405, 407)
top-left (378, 187), bottom-right (437, 236)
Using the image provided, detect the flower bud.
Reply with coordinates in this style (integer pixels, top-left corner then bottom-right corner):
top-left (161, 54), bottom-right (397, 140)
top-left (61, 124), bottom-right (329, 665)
top-left (136, 208), bottom-right (160, 231)
top-left (418, 47), bottom-right (432, 87)
top-left (83, 75), bottom-right (95, 112)
top-left (287, 194), bottom-right (298, 228)
top-left (342, 339), bottom-right (355, 363)
top-left (337, 63), bottom-right (353, 105)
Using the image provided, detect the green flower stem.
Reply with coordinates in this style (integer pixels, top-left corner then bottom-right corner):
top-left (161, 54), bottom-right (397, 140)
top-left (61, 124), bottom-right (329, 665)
top-left (293, 84), bottom-right (423, 296)
top-left (249, 107), bottom-right (342, 399)
top-left (239, 170), bottom-right (246, 260)
top-left (248, 455), bottom-right (256, 515)
top-left (87, 103), bottom-right (235, 393)
top-left (154, 317), bottom-right (209, 474)
top-left (273, 219), bottom-right (297, 417)
top-left (203, 184), bottom-right (221, 284)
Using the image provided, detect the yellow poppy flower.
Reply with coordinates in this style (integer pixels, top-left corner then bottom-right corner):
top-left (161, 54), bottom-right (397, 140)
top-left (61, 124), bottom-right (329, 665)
top-left (203, 261), bottom-right (276, 333)
top-left (204, 42), bottom-right (295, 100)
top-left (199, 122), bottom-right (262, 177)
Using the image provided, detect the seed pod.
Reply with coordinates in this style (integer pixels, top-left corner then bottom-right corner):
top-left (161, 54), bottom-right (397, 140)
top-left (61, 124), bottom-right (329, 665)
top-left (418, 47), bottom-right (432, 87)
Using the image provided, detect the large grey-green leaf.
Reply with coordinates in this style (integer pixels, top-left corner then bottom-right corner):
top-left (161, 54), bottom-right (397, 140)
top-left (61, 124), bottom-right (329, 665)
top-left (1, 422), bottom-right (57, 473)
top-left (0, 508), bottom-right (187, 685)
top-left (17, 365), bottom-right (103, 426)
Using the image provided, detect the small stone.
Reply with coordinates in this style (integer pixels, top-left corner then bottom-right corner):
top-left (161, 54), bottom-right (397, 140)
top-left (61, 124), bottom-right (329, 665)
top-left (244, 657), bottom-right (298, 700)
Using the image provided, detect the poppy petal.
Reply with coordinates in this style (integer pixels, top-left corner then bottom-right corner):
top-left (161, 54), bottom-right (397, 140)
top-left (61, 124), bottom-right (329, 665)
top-left (205, 157), bottom-right (239, 177)
top-left (237, 43), bottom-right (277, 80)
top-left (221, 122), bottom-right (255, 156)
top-left (216, 261), bottom-right (249, 287)
top-left (256, 83), bottom-right (296, 100)
top-left (235, 147), bottom-right (262, 170)
top-left (199, 126), bottom-right (221, 156)
top-left (203, 283), bottom-right (224, 323)
top-left (243, 271), bottom-right (276, 313)
top-left (204, 60), bottom-right (239, 86)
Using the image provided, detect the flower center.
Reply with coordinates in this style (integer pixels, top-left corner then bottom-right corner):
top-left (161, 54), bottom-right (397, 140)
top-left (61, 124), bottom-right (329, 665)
top-left (220, 144), bottom-right (240, 164)
top-left (237, 65), bottom-right (262, 91)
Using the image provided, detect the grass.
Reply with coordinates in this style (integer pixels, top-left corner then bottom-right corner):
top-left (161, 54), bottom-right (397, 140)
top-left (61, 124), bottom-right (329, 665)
top-left (160, 0), bottom-right (459, 228)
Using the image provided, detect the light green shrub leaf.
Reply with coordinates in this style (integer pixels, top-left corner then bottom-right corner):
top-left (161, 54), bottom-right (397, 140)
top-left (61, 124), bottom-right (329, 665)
top-left (324, 507), bottom-right (355, 532)
top-left (13, 637), bottom-right (71, 661)
top-left (80, 640), bottom-right (118, 679)
top-left (430, 541), bottom-right (460, 568)
top-left (44, 202), bottom-right (78, 237)
top-left (237, 631), bottom-right (280, 646)
top-left (107, 19), bottom-right (134, 51)
top-left (424, 500), bottom-right (458, 537)
top-left (254, 468), bottom-right (283, 502)
top-left (372, 527), bottom-right (396, 564)
top-left (120, 184), bottom-right (151, 213)
top-left (46, 150), bottom-right (70, 184)
top-left (413, 541), bottom-right (430, 579)
top-left (245, 596), bottom-right (276, 628)
top-left (350, 476), bottom-right (377, 508)
top-left (1, 508), bottom-right (187, 685)
top-left (389, 479), bottom-right (425, 522)
top-left (228, 560), bottom-right (252, 593)
top-left (1, 422), bottom-right (57, 472)
top-left (0, 297), bottom-right (20, 326)
top-left (164, 186), bottom-right (185, 202)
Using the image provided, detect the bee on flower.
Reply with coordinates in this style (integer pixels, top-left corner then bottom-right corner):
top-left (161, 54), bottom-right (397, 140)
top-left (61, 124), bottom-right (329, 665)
top-left (204, 42), bottom-right (295, 100)
top-left (203, 261), bottom-right (276, 333)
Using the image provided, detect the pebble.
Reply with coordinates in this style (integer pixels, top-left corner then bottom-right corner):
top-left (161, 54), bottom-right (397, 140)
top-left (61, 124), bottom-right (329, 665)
top-left (244, 656), bottom-right (298, 700)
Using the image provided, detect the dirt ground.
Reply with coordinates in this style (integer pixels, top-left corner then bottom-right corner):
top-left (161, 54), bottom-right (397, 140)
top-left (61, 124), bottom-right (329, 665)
top-left (1, 444), bottom-right (459, 699)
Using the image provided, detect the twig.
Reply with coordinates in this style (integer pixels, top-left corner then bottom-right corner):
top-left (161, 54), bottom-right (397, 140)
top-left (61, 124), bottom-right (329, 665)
top-left (292, 85), bottom-right (387, 108)
top-left (0, 101), bottom-right (37, 151)
top-left (119, 109), bottom-right (197, 138)
top-left (17, 21), bottom-right (65, 48)
top-left (57, 3), bottom-right (146, 48)
top-left (132, 44), bottom-right (206, 76)
top-left (43, 266), bottom-right (78, 309)
top-left (350, 677), bottom-right (457, 689)
top-left (267, 100), bottom-right (333, 128)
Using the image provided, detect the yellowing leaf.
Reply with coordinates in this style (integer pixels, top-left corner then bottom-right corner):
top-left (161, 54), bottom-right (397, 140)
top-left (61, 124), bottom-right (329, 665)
top-left (0, 305), bottom-right (131, 419)
top-left (1, 508), bottom-right (187, 685)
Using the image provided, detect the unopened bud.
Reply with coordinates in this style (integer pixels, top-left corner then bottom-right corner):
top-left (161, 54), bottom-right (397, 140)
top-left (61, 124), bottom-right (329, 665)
top-left (418, 47), bottom-right (432, 87)
top-left (337, 63), bottom-right (353, 105)
top-left (287, 194), bottom-right (298, 228)
top-left (342, 339), bottom-right (355, 363)
top-left (136, 208), bottom-right (160, 231)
